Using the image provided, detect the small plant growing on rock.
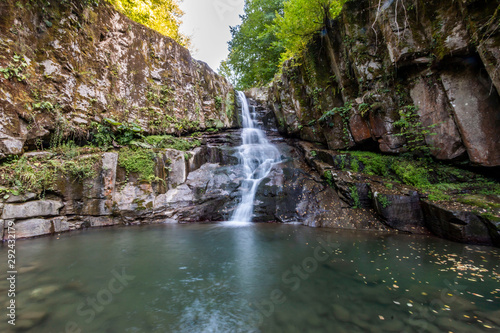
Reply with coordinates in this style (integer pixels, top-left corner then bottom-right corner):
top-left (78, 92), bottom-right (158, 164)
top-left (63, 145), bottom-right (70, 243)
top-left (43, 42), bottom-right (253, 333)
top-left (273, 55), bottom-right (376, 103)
top-left (393, 105), bottom-right (438, 156)
top-left (350, 185), bottom-right (361, 208)
top-left (214, 95), bottom-right (223, 111)
top-left (0, 54), bottom-right (29, 82)
top-left (377, 193), bottom-right (391, 209)
top-left (323, 170), bottom-right (334, 187)
top-left (319, 102), bottom-right (352, 145)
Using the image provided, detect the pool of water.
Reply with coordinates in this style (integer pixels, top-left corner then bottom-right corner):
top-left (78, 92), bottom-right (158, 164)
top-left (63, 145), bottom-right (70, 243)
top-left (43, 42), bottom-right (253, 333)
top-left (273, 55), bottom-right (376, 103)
top-left (1, 223), bottom-right (499, 332)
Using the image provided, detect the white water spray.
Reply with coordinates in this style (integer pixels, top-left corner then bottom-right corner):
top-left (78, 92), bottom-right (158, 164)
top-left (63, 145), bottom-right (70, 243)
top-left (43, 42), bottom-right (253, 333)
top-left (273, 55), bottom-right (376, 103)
top-left (230, 91), bottom-right (281, 223)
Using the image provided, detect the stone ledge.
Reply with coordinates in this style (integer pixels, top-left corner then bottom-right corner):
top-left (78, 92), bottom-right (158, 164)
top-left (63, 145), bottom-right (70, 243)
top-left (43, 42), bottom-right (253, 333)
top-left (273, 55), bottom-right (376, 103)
top-left (1, 200), bottom-right (64, 219)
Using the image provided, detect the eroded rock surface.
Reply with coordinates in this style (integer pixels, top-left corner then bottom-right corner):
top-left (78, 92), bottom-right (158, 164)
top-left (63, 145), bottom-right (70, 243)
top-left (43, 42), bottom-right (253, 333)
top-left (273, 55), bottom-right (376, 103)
top-left (266, 0), bottom-right (500, 167)
top-left (0, 0), bottom-right (238, 159)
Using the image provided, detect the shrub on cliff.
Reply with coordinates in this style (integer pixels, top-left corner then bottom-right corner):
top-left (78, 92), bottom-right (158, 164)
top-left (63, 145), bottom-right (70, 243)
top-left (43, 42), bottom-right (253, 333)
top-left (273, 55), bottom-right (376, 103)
top-left (107, 0), bottom-right (190, 47)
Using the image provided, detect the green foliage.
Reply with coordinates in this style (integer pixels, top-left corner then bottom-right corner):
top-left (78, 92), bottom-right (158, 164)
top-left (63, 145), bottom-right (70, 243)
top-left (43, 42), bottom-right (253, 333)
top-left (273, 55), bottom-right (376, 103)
top-left (340, 151), bottom-right (500, 210)
top-left (146, 84), bottom-right (174, 107)
top-left (350, 185), bottom-right (360, 208)
top-left (106, 0), bottom-right (190, 47)
top-left (274, 0), bottom-right (347, 62)
top-left (144, 135), bottom-right (201, 151)
top-left (377, 194), bottom-right (391, 208)
top-left (91, 121), bottom-right (114, 149)
top-left (91, 118), bottom-right (144, 149)
top-left (0, 54), bottom-right (28, 82)
top-left (227, 0), bottom-right (349, 87)
top-left (393, 105), bottom-right (438, 156)
top-left (319, 102), bottom-right (352, 145)
top-left (227, 0), bottom-right (285, 89)
top-left (59, 157), bottom-right (99, 181)
top-left (118, 147), bottom-right (156, 182)
top-left (0, 152), bottom-right (99, 195)
top-left (350, 159), bottom-right (359, 173)
top-left (214, 95), bottom-right (223, 111)
top-left (323, 170), bottom-right (334, 187)
top-left (359, 103), bottom-right (370, 117)
top-left (217, 60), bottom-right (238, 86)
top-left (391, 161), bottom-right (430, 187)
top-left (32, 101), bottom-right (55, 112)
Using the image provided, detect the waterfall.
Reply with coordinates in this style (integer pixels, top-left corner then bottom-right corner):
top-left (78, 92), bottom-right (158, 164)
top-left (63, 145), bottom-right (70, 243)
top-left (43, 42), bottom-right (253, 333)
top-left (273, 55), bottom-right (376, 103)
top-left (230, 91), bottom-right (281, 222)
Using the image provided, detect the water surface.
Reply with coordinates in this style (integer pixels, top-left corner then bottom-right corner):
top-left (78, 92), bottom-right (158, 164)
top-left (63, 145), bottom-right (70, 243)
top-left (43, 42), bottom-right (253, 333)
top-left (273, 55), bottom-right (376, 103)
top-left (1, 223), bottom-right (499, 332)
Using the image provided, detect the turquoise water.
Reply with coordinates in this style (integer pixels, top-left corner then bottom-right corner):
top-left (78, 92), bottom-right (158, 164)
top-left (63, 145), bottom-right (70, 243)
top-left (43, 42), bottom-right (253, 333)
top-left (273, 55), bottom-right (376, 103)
top-left (1, 223), bottom-right (499, 332)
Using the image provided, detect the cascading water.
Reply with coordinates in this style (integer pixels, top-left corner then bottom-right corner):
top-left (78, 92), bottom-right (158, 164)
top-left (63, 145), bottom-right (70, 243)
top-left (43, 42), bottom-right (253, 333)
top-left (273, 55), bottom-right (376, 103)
top-left (230, 91), bottom-right (281, 222)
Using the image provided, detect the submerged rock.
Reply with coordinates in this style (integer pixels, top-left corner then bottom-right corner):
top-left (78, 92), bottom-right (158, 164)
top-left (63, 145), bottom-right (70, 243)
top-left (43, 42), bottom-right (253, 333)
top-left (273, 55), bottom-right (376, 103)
top-left (30, 285), bottom-right (60, 300)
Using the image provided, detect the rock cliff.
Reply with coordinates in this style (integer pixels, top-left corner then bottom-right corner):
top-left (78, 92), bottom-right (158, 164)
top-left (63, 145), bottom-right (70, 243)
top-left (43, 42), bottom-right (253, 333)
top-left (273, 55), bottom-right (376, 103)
top-left (258, 0), bottom-right (500, 246)
top-left (0, 0), bottom-right (238, 159)
top-left (268, 0), bottom-right (500, 167)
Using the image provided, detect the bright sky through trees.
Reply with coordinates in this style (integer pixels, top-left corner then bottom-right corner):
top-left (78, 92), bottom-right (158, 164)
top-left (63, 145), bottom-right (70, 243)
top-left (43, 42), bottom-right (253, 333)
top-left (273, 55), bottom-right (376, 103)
top-left (179, 0), bottom-right (245, 71)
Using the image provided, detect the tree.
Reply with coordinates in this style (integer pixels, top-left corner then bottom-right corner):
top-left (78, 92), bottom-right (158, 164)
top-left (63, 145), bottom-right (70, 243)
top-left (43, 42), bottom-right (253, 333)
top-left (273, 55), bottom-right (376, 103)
top-left (274, 0), bottom-right (347, 62)
top-left (227, 0), bottom-right (285, 90)
top-left (107, 0), bottom-right (190, 47)
top-left (217, 59), bottom-right (238, 87)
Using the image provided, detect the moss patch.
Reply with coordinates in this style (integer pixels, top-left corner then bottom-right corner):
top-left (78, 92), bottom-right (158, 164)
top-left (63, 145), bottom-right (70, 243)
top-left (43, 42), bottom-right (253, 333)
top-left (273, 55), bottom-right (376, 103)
top-left (337, 151), bottom-right (500, 215)
top-left (118, 148), bottom-right (156, 182)
top-left (0, 149), bottom-right (100, 196)
top-left (144, 135), bottom-right (201, 151)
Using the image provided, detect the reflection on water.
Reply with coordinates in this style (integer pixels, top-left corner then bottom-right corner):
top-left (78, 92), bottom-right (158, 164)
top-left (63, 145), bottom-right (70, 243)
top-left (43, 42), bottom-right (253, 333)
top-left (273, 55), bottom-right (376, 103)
top-left (0, 224), bottom-right (499, 332)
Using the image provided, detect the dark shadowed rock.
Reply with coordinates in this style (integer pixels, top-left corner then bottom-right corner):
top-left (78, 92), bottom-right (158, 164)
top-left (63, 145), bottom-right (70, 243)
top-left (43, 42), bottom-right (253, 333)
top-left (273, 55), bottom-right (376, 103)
top-left (422, 201), bottom-right (497, 245)
top-left (373, 191), bottom-right (427, 234)
top-left (410, 77), bottom-right (466, 160)
top-left (441, 65), bottom-right (500, 166)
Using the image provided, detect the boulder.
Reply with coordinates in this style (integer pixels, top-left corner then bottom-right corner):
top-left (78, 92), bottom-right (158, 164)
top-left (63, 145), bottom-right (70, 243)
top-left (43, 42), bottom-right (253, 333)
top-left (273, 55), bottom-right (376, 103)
top-left (422, 201), bottom-right (495, 245)
top-left (52, 216), bottom-right (71, 233)
top-left (441, 66), bottom-right (500, 166)
top-left (349, 114), bottom-right (372, 143)
top-left (82, 216), bottom-right (121, 228)
top-left (1, 200), bottom-right (63, 219)
top-left (163, 149), bottom-right (187, 188)
top-left (373, 191), bottom-right (427, 234)
top-left (14, 218), bottom-right (53, 238)
top-left (188, 146), bottom-right (207, 172)
top-left (410, 77), bottom-right (466, 160)
top-left (4, 192), bottom-right (37, 203)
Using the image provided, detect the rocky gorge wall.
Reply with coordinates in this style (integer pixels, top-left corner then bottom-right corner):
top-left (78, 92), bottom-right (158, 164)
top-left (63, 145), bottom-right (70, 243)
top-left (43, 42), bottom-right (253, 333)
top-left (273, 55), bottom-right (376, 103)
top-left (0, 0), bottom-right (238, 159)
top-left (0, 101), bottom-right (390, 240)
top-left (254, 0), bottom-right (500, 247)
top-left (268, 0), bottom-right (500, 167)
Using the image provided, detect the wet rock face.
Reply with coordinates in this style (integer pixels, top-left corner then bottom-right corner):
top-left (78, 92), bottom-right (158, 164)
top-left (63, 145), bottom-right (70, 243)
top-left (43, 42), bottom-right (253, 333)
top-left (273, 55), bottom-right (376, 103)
top-left (0, 0), bottom-right (237, 159)
top-left (422, 201), bottom-right (500, 247)
top-left (267, 0), bottom-right (500, 167)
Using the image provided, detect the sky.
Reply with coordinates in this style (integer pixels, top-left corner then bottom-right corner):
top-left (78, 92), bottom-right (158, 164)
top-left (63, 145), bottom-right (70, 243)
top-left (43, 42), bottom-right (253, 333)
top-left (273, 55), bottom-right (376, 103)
top-left (179, 0), bottom-right (246, 72)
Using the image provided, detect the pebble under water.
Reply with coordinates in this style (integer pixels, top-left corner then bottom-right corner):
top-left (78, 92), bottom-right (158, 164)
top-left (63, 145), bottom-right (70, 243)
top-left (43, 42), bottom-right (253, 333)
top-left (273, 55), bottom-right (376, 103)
top-left (1, 223), bottom-right (499, 332)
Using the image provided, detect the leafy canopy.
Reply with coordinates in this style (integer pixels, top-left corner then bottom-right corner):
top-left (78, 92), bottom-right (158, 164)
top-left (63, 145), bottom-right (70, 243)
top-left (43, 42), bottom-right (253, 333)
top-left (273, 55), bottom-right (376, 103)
top-left (224, 0), bottom-right (347, 89)
top-left (107, 0), bottom-right (190, 47)
top-left (225, 0), bottom-right (285, 90)
top-left (274, 0), bottom-right (347, 62)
